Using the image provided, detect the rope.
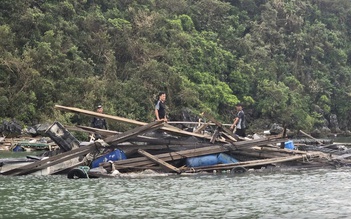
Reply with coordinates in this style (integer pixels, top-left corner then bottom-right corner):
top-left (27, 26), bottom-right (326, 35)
top-left (82, 167), bottom-right (90, 179)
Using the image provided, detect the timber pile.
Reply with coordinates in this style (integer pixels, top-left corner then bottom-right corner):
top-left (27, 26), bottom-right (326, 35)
top-left (1, 105), bottom-right (346, 177)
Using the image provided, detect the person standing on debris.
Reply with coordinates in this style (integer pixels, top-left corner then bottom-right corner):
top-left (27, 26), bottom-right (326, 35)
top-left (155, 92), bottom-right (167, 122)
top-left (91, 104), bottom-right (107, 140)
top-left (230, 103), bottom-right (246, 137)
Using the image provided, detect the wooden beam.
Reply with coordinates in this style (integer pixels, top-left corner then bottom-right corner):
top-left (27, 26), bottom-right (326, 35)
top-left (104, 120), bottom-right (164, 144)
top-left (71, 125), bottom-right (208, 146)
top-left (102, 145), bottom-right (229, 171)
top-left (187, 154), bottom-right (321, 172)
top-left (1, 144), bottom-right (95, 176)
top-left (210, 128), bottom-right (220, 143)
top-left (2, 121), bottom-right (164, 176)
top-left (194, 123), bottom-right (209, 134)
top-left (138, 149), bottom-right (181, 173)
top-left (230, 137), bottom-right (288, 149)
top-left (299, 130), bottom-right (323, 145)
top-left (55, 105), bottom-right (227, 143)
top-left (201, 112), bottom-right (238, 141)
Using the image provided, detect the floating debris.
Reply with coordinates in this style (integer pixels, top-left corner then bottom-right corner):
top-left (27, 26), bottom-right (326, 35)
top-left (1, 105), bottom-right (348, 178)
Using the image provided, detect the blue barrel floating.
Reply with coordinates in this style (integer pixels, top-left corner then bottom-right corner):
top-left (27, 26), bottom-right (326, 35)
top-left (186, 154), bottom-right (219, 167)
top-left (186, 153), bottom-right (238, 167)
top-left (284, 140), bottom-right (295, 150)
top-left (91, 149), bottom-right (127, 168)
top-left (217, 153), bottom-right (239, 164)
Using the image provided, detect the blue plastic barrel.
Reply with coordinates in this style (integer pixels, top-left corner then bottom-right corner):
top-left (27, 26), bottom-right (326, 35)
top-left (12, 145), bottom-right (24, 152)
top-left (186, 154), bottom-right (219, 167)
top-left (186, 153), bottom-right (239, 167)
top-left (91, 149), bottom-right (127, 168)
top-left (284, 140), bottom-right (295, 150)
top-left (217, 153), bottom-right (239, 164)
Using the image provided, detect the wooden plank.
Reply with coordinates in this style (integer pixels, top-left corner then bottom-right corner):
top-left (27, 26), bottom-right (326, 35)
top-left (55, 105), bottom-right (227, 143)
top-left (118, 143), bottom-right (214, 153)
top-left (187, 154), bottom-right (320, 172)
top-left (299, 130), bottom-right (323, 145)
top-left (102, 145), bottom-right (229, 170)
top-left (138, 149), bottom-right (181, 173)
top-left (231, 150), bottom-right (294, 159)
top-left (252, 146), bottom-right (308, 154)
top-left (230, 137), bottom-right (287, 149)
top-left (201, 112), bottom-right (238, 141)
top-left (74, 125), bottom-right (206, 146)
top-left (1, 144), bottom-right (95, 175)
top-left (103, 120), bottom-right (164, 144)
top-left (2, 121), bottom-right (165, 176)
top-left (194, 123), bottom-right (209, 134)
top-left (167, 121), bottom-right (232, 126)
top-left (221, 132), bottom-right (238, 143)
top-left (210, 129), bottom-right (220, 143)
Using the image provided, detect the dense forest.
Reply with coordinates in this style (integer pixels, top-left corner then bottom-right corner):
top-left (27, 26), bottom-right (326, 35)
top-left (1, 0), bottom-right (351, 133)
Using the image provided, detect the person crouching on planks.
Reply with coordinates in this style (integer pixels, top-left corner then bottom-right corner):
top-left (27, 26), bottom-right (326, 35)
top-left (230, 103), bottom-right (246, 137)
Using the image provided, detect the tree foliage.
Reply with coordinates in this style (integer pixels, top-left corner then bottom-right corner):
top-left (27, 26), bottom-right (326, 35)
top-left (0, 0), bottom-right (351, 132)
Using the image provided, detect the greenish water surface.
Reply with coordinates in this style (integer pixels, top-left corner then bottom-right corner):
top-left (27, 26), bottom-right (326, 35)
top-left (1, 167), bottom-right (351, 219)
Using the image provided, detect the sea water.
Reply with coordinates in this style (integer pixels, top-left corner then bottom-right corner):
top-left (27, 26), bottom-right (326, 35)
top-left (1, 168), bottom-right (351, 219)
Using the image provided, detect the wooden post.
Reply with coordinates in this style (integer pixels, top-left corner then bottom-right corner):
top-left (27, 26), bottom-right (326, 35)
top-left (210, 128), bottom-right (220, 143)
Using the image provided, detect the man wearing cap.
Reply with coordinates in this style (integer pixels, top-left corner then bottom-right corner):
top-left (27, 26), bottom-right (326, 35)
top-left (230, 103), bottom-right (246, 137)
top-left (91, 105), bottom-right (107, 139)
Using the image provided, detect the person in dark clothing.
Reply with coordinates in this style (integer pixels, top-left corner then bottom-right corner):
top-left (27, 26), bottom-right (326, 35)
top-left (230, 103), bottom-right (246, 137)
top-left (155, 92), bottom-right (167, 122)
top-left (91, 105), bottom-right (107, 140)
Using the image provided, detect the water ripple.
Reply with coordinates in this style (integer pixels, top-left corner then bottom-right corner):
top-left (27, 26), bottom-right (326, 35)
top-left (1, 169), bottom-right (351, 218)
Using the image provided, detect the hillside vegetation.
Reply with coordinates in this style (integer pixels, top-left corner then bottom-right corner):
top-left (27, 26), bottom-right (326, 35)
top-left (1, 0), bottom-right (351, 133)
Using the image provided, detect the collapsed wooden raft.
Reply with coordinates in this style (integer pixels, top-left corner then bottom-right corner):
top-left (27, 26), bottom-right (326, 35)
top-left (0, 105), bottom-right (341, 177)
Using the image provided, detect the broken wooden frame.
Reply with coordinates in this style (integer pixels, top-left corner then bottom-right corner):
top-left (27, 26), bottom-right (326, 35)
top-left (55, 105), bottom-right (227, 143)
top-left (1, 121), bottom-right (165, 176)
